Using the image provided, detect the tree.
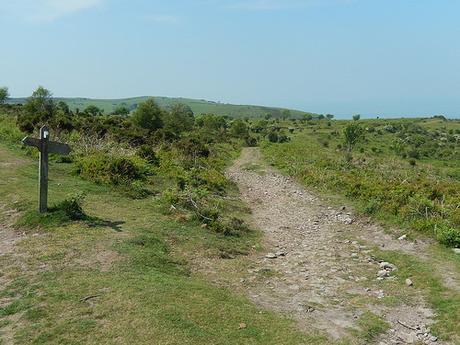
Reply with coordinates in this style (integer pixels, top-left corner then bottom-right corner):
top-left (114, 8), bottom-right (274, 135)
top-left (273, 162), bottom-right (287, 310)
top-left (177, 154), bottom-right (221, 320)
top-left (343, 123), bottom-right (365, 155)
top-left (131, 98), bottom-right (164, 131)
top-left (326, 114), bottom-right (334, 120)
top-left (163, 104), bottom-right (194, 134)
top-left (0, 87), bottom-right (9, 104)
top-left (318, 114), bottom-right (325, 120)
top-left (112, 105), bottom-right (130, 117)
top-left (352, 114), bottom-right (361, 121)
top-left (84, 105), bottom-right (103, 116)
top-left (21, 86), bottom-right (56, 128)
top-left (57, 101), bottom-right (70, 115)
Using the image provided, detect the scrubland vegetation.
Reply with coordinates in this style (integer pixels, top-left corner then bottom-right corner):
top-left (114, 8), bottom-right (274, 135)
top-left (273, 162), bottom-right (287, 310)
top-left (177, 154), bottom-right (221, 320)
top-left (2, 87), bottom-right (460, 247)
top-left (0, 88), bottom-right (319, 344)
top-left (0, 86), bottom-right (459, 344)
top-left (263, 116), bottom-right (460, 248)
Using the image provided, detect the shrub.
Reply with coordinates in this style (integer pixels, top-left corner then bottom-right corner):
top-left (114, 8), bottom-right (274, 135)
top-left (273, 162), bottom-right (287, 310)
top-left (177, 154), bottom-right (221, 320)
top-left (245, 135), bottom-right (258, 147)
top-left (55, 192), bottom-right (87, 220)
top-left (136, 145), bottom-right (159, 166)
top-left (267, 131), bottom-right (279, 143)
top-left (75, 153), bottom-right (148, 185)
top-left (435, 224), bottom-right (460, 247)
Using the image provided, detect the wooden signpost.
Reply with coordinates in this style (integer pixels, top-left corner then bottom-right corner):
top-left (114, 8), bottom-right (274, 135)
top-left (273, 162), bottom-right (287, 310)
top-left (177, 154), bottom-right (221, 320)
top-left (22, 126), bottom-right (71, 213)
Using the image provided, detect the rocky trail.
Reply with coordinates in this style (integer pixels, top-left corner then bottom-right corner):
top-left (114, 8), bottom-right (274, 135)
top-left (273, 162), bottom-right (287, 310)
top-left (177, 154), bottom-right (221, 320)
top-left (225, 147), bottom-right (449, 344)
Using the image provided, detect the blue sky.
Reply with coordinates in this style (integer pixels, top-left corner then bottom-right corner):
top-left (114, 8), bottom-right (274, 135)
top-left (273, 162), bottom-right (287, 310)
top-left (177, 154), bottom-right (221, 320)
top-left (0, 0), bottom-right (459, 118)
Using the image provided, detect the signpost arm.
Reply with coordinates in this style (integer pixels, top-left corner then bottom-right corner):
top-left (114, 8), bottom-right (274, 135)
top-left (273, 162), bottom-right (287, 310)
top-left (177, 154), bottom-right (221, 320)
top-left (39, 126), bottom-right (49, 213)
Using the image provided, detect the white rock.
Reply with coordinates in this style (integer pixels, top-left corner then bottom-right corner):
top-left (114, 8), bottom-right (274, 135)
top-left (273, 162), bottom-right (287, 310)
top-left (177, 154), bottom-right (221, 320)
top-left (265, 253), bottom-right (277, 259)
top-left (406, 278), bottom-right (413, 287)
top-left (398, 234), bottom-right (407, 240)
top-left (379, 262), bottom-right (396, 271)
top-left (378, 270), bottom-right (389, 278)
top-left (453, 248), bottom-right (460, 254)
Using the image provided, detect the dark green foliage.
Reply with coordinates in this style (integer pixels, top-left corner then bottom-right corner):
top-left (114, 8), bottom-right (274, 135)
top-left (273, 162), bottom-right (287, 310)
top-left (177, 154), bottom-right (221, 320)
top-left (18, 86), bottom-right (56, 132)
top-left (136, 145), bottom-right (159, 165)
top-left (131, 98), bottom-right (164, 131)
top-left (230, 119), bottom-right (249, 139)
top-left (0, 86), bottom-right (9, 104)
top-left (75, 154), bottom-right (148, 185)
top-left (16, 192), bottom-right (88, 228)
top-left (176, 136), bottom-right (210, 159)
top-left (435, 225), bottom-right (460, 247)
top-left (84, 105), bottom-right (103, 116)
top-left (267, 131), bottom-right (279, 143)
top-left (54, 192), bottom-right (87, 220)
top-left (163, 104), bottom-right (194, 135)
top-left (111, 105), bottom-right (130, 116)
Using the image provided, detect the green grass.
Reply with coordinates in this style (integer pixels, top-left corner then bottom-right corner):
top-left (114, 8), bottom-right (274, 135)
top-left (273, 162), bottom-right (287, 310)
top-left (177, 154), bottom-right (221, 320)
top-left (8, 96), bottom-right (314, 119)
top-left (351, 311), bottom-right (390, 343)
top-left (0, 143), bottom-right (331, 344)
top-left (262, 118), bottom-right (460, 246)
top-left (373, 249), bottom-right (460, 341)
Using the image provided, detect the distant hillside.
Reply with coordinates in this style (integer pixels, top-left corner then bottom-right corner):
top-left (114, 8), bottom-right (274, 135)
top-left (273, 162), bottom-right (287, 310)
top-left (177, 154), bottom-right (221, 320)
top-left (8, 96), bottom-right (316, 119)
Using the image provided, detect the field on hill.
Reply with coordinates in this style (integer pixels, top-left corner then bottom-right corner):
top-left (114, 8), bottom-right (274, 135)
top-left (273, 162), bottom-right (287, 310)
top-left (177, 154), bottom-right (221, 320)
top-left (8, 96), bottom-right (313, 119)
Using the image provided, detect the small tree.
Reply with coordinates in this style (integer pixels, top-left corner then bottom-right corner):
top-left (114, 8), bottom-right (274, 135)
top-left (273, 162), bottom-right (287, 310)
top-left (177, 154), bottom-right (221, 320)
top-left (0, 87), bottom-right (9, 104)
top-left (131, 98), bottom-right (164, 131)
top-left (112, 105), bottom-right (130, 116)
top-left (84, 105), bottom-right (103, 116)
top-left (19, 86), bottom-right (56, 131)
top-left (352, 114), bottom-right (361, 121)
top-left (326, 114), bottom-right (334, 120)
top-left (343, 122), bottom-right (365, 159)
top-left (163, 103), bottom-right (194, 134)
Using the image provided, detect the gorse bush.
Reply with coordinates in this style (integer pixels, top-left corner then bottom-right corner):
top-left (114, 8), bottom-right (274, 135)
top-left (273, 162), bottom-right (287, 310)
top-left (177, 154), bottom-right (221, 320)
top-left (75, 153), bottom-right (148, 185)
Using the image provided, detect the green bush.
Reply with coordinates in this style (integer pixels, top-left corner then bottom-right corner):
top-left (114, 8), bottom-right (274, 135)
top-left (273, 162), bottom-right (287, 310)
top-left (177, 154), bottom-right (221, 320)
top-left (55, 192), bottom-right (87, 220)
top-left (75, 153), bottom-right (148, 185)
top-left (435, 224), bottom-right (460, 247)
top-left (136, 145), bottom-right (159, 166)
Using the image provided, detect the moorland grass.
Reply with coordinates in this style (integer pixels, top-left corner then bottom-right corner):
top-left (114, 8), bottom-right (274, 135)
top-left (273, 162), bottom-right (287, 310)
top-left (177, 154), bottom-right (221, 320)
top-left (0, 143), bottom-right (331, 344)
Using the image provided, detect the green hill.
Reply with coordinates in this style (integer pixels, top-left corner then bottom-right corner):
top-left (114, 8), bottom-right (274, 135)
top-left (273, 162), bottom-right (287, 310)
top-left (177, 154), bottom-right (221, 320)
top-left (8, 96), bottom-right (316, 119)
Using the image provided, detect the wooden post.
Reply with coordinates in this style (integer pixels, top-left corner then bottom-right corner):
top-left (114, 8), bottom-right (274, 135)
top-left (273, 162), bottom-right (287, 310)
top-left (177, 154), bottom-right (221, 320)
top-left (39, 126), bottom-right (49, 213)
top-left (22, 127), bottom-right (71, 214)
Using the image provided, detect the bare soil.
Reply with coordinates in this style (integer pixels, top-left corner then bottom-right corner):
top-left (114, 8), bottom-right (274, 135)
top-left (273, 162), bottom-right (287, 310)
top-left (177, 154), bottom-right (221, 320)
top-left (223, 147), bottom-right (447, 344)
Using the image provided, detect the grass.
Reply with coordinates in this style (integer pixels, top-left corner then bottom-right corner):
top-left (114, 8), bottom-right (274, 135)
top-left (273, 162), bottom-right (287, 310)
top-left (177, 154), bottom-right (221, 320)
top-left (8, 96), bottom-right (313, 119)
top-left (0, 143), bottom-right (332, 344)
top-left (262, 118), bottom-right (460, 246)
top-left (373, 249), bottom-right (460, 341)
top-left (261, 118), bottom-right (460, 343)
top-left (351, 311), bottom-right (390, 343)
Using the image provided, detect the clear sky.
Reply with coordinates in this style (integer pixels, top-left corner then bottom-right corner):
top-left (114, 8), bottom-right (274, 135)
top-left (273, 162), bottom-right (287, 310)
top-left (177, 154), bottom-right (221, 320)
top-left (1, 0), bottom-right (459, 118)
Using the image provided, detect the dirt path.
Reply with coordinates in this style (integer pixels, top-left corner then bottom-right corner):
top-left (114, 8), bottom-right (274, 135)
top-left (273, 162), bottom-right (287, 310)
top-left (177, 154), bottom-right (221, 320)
top-left (226, 147), bottom-right (444, 344)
